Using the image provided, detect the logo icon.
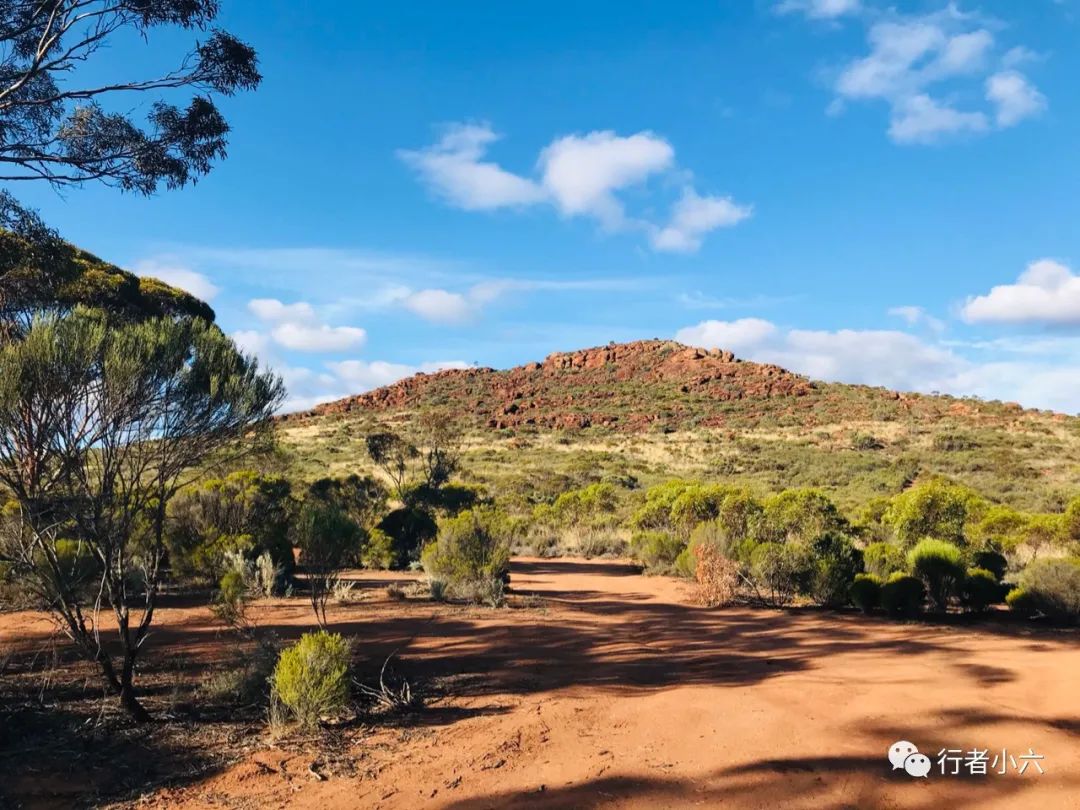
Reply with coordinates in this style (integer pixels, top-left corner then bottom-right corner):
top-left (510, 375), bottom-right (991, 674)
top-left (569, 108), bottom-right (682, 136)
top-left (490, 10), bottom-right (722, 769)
top-left (888, 741), bottom-right (930, 778)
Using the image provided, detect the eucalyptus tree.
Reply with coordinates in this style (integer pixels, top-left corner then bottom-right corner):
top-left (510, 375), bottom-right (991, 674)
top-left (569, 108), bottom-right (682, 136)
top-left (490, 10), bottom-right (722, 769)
top-left (0, 308), bottom-right (281, 720)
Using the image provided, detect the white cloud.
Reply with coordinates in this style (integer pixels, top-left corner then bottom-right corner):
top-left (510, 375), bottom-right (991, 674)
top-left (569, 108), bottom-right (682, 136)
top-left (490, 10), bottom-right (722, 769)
top-left (650, 188), bottom-right (753, 253)
top-left (248, 298), bottom-right (317, 324)
top-left (986, 70), bottom-right (1047, 127)
top-left (248, 297), bottom-right (367, 352)
top-left (396, 123), bottom-right (545, 210)
top-left (776, 0), bottom-right (861, 19)
top-left (132, 260), bottom-right (219, 301)
top-left (403, 288), bottom-right (475, 325)
top-left (328, 359), bottom-right (471, 391)
top-left (400, 123), bottom-right (748, 253)
top-left (888, 94), bottom-right (989, 144)
top-left (675, 316), bottom-right (1080, 413)
top-left (888, 305), bottom-right (945, 333)
top-left (961, 259), bottom-right (1080, 326)
top-left (674, 318), bottom-right (779, 352)
top-left (538, 131), bottom-right (674, 228)
top-left (823, 9), bottom-right (1046, 144)
top-left (270, 322), bottom-right (367, 352)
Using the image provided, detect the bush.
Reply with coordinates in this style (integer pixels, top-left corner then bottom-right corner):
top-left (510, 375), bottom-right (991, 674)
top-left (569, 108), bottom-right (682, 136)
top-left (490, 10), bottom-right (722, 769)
top-left (908, 538), bottom-right (965, 611)
top-left (808, 533), bottom-right (863, 607)
top-left (1005, 587), bottom-right (1038, 616)
top-left (972, 550), bottom-right (1008, 582)
top-left (421, 509), bottom-right (512, 603)
top-left (748, 542), bottom-right (811, 607)
top-left (361, 528), bottom-right (396, 570)
top-left (629, 531), bottom-right (685, 572)
top-left (376, 506), bottom-right (438, 569)
top-left (880, 573), bottom-right (925, 617)
top-left (850, 573), bottom-right (883, 613)
top-left (863, 542), bottom-right (906, 579)
top-left (961, 567), bottom-right (1001, 613)
top-left (1012, 558), bottom-right (1080, 623)
top-left (271, 631), bottom-right (352, 729)
top-left (693, 543), bottom-right (739, 607)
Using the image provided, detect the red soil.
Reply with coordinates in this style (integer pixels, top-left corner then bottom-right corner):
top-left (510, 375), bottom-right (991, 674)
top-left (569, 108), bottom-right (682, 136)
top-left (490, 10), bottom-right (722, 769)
top-left (2, 558), bottom-right (1078, 809)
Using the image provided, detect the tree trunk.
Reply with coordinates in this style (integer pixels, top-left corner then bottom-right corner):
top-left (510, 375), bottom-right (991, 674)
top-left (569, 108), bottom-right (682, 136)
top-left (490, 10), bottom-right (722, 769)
top-left (98, 652), bottom-right (151, 722)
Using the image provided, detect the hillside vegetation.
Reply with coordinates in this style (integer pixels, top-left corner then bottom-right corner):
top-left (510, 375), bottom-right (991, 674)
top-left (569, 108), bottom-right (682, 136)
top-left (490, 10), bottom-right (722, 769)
top-left (278, 340), bottom-right (1080, 515)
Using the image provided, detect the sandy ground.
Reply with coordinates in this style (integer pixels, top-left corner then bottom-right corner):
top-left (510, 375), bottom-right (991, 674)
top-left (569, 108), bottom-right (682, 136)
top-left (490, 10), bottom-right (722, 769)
top-left (2, 558), bottom-right (1078, 809)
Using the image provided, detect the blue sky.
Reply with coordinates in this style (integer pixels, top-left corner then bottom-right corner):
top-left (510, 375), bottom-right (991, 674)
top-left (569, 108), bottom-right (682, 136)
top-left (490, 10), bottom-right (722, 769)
top-left (10, 0), bottom-right (1080, 412)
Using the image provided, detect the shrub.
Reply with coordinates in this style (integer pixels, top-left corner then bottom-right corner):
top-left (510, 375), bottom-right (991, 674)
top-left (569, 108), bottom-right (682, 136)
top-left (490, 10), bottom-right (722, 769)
top-left (748, 542), bottom-right (811, 607)
top-left (376, 506), bottom-right (438, 568)
top-left (880, 573), bottom-right (925, 617)
top-left (361, 528), bottom-right (396, 570)
top-left (883, 479), bottom-right (981, 547)
top-left (295, 501), bottom-right (364, 627)
top-left (629, 531), bottom-right (685, 572)
top-left (972, 550), bottom-right (1008, 582)
top-left (908, 538), bottom-right (965, 611)
top-left (1012, 558), bottom-right (1080, 623)
top-left (421, 508), bottom-right (512, 603)
top-left (213, 568), bottom-right (250, 628)
top-left (694, 542), bottom-right (739, 607)
top-left (808, 533), bottom-right (863, 607)
top-left (1005, 587), bottom-right (1038, 616)
top-left (863, 542), bottom-right (906, 579)
top-left (850, 573), bottom-right (883, 613)
top-left (760, 489), bottom-right (847, 545)
top-left (961, 567), bottom-right (1001, 613)
top-left (271, 631), bottom-right (352, 729)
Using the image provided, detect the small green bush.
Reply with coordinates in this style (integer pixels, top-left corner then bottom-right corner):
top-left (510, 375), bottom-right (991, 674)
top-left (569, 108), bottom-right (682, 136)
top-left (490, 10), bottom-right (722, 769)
top-left (850, 573), bottom-right (883, 613)
top-left (961, 567), bottom-right (1001, 613)
top-left (749, 542), bottom-right (811, 606)
top-left (421, 508), bottom-right (512, 603)
top-left (1013, 557), bottom-right (1080, 623)
top-left (629, 531), bottom-right (686, 572)
top-left (880, 573), bottom-right (925, 617)
top-left (972, 550), bottom-right (1008, 582)
top-left (808, 533), bottom-right (863, 607)
top-left (271, 631), bottom-right (352, 728)
top-left (863, 542), bottom-right (906, 579)
top-left (1005, 587), bottom-right (1038, 616)
top-left (908, 538), bottom-right (965, 610)
top-left (361, 528), bottom-right (396, 570)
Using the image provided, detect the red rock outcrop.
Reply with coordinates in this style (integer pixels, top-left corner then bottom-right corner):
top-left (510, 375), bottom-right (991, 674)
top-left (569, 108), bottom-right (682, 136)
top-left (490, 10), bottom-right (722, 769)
top-left (282, 340), bottom-right (816, 431)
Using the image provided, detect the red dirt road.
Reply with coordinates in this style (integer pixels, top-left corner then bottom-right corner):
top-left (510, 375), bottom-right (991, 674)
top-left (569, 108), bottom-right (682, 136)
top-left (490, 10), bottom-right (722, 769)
top-left (3, 558), bottom-right (1078, 809)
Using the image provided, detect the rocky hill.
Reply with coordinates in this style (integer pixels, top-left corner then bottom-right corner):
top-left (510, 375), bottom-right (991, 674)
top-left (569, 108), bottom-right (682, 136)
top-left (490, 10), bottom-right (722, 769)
top-left (284, 339), bottom-right (1044, 433)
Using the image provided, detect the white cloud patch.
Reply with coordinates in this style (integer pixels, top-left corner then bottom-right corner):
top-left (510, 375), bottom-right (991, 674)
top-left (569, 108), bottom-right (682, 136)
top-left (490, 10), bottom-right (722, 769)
top-left (403, 288), bottom-right (475, 325)
top-left (776, 0), bottom-right (861, 19)
top-left (675, 317), bottom-right (1080, 412)
top-left (650, 188), bottom-right (753, 253)
top-left (132, 260), bottom-right (219, 302)
top-left (985, 70), bottom-right (1047, 127)
top-left (888, 305), bottom-right (945, 333)
top-left (400, 122), bottom-right (749, 253)
top-left (396, 123), bottom-right (546, 211)
top-left (821, 7), bottom-right (1046, 144)
top-left (961, 259), bottom-right (1080, 326)
top-left (328, 359), bottom-right (471, 391)
top-left (248, 297), bottom-right (367, 352)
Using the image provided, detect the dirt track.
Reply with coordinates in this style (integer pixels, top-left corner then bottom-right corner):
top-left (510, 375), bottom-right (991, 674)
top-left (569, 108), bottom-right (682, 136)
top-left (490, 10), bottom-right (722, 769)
top-left (3, 558), bottom-right (1078, 809)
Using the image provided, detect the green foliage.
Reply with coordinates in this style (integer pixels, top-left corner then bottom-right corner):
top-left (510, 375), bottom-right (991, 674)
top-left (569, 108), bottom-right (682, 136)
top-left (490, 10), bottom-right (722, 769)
top-left (295, 500), bottom-right (364, 627)
top-left (421, 508), bottom-right (513, 603)
top-left (306, 474), bottom-right (387, 530)
top-left (972, 550), bottom-right (1008, 582)
top-left (880, 572), bottom-right (925, 617)
top-left (883, 479), bottom-right (983, 547)
top-left (908, 538), bottom-right (966, 610)
top-left (376, 506), bottom-right (438, 568)
top-left (549, 482), bottom-right (620, 528)
top-left (760, 488), bottom-right (847, 545)
top-left (272, 631), bottom-right (352, 728)
top-left (361, 528), bottom-right (396, 570)
top-left (1005, 587), bottom-right (1038, 616)
top-left (748, 542), bottom-right (811, 607)
top-left (808, 533), bottom-right (863, 607)
top-left (971, 504), bottom-right (1028, 551)
top-left (850, 573), bottom-right (883, 613)
top-left (1066, 495), bottom-right (1080, 544)
top-left (1013, 557), bottom-right (1080, 623)
top-left (167, 470), bottom-right (294, 584)
top-left (629, 531), bottom-right (686, 572)
top-left (863, 542), bottom-right (906, 579)
top-left (961, 567), bottom-right (1001, 613)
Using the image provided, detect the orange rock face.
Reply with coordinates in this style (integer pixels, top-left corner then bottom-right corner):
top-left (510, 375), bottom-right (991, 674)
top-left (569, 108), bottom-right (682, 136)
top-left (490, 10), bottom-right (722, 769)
top-left (281, 340), bottom-right (817, 431)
